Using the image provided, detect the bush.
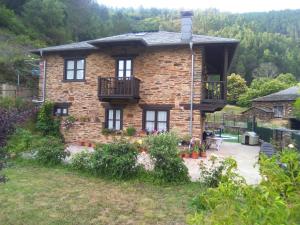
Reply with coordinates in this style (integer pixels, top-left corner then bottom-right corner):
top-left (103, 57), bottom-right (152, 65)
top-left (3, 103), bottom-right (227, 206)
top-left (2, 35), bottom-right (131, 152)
top-left (188, 150), bottom-right (300, 225)
top-left (33, 136), bottom-right (67, 165)
top-left (0, 99), bottom-right (37, 147)
top-left (5, 128), bottom-right (34, 154)
top-left (0, 97), bottom-right (32, 110)
top-left (198, 156), bottom-right (239, 188)
top-left (70, 150), bottom-right (92, 171)
top-left (146, 132), bottom-right (189, 183)
top-left (90, 139), bottom-right (139, 179)
top-left (125, 126), bottom-right (136, 136)
top-left (36, 102), bottom-right (61, 136)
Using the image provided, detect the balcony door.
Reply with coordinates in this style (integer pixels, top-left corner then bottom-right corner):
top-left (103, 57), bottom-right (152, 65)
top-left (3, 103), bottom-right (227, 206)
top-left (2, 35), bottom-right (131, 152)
top-left (116, 59), bottom-right (132, 95)
top-left (117, 59), bottom-right (132, 78)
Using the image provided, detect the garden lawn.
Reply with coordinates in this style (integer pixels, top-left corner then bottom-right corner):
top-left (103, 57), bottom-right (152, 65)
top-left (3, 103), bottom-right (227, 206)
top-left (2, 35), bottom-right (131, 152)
top-left (0, 161), bottom-right (201, 225)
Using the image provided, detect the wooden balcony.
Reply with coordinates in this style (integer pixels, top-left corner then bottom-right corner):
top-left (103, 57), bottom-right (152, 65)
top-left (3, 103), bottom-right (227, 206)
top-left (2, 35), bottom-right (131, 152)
top-left (98, 77), bottom-right (140, 103)
top-left (200, 81), bottom-right (226, 112)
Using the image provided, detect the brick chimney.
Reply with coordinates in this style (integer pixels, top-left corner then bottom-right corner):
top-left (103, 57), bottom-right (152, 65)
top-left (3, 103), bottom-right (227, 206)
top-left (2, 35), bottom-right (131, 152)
top-left (180, 11), bottom-right (193, 41)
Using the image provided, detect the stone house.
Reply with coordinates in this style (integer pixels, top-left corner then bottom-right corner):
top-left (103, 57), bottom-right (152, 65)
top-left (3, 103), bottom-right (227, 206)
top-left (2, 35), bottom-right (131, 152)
top-left (242, 85), bottom-right (300, 121)
top-left (31, 11), bottom-right (239, 144)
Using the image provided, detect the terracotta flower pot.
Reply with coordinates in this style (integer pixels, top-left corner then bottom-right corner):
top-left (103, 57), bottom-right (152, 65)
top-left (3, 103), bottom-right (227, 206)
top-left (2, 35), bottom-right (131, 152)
top-left (191, 151), bottom-right (199, 159)
top-left (80, 141), bottom-right (85, 146)
top-left (200, 151), bottom-right (207, 158)
top-left (183, 153), bottom-right (190, 158)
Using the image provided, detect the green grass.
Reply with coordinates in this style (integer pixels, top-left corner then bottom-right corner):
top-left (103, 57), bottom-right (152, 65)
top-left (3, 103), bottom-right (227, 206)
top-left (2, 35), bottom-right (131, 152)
top-left (0, 161), bottom-right (202, 225)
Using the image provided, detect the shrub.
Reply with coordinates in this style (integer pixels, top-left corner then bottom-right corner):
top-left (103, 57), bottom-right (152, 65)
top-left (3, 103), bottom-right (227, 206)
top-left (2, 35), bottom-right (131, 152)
top-left (198, 156), bottom-right (239, 188)
top-left (0, 97), bottom-right (32, 110)
top-left (36, 102), bottom-right (61, 136)
top-left (0, 100), bottom-right (36, 147)
top-left (90, 139), bottom-right (139, 179)
top-left (146, 132), bottom-right (189, 183)
top-left (0, 147), bottom-right (7, 183)
top-left (188, 150), bottom-right (300, 225)
top-left (70, 150), bottom-right (92, 171)
top-left (33, 136), bottom-right (67, 165)
top-left (5, 128), bottom-right (34, 154)
top-left (126, 126), bottom-right (136, 136)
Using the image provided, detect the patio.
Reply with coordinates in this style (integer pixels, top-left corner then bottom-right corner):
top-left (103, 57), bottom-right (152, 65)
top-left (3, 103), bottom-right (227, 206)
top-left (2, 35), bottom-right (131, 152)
top-left (184, 142), bottom-right (261, 184)
top-left (66, 142), bottom-right (261, 185)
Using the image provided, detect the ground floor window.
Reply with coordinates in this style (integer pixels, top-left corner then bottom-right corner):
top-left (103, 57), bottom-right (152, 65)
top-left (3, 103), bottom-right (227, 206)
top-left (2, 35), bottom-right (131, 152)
top-left (273, 105), bottom-right (284, 118)
top-left (106, 108), bottom-right (122, 130)
top-left (54, 103), bottom-right (69, 116)
top-left (143, 109), bottom-right (169, 132)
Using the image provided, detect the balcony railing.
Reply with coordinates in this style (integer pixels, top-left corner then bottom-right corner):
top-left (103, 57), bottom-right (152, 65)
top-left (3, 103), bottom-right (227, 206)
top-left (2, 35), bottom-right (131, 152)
top-left (98, 77), bottom-right (140, 102)
top-left (202, 81), bottom-right (226, 102)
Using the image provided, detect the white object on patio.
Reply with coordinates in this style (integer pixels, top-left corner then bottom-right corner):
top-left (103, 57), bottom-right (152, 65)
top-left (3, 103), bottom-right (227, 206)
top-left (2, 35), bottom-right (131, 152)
top-left (207, 137), bottom-right (223, 151)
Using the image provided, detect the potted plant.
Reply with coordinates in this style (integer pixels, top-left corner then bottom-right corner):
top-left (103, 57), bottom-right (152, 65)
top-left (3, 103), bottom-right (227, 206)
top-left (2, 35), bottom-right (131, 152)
top-left (191, 145), bottom-right (199, 159)
top-left (200, 143), bottom-right (207, 158)
top-left (182, 149), bottom-right (190, 158)
top-left (181, 134), bottom-right (192, 146)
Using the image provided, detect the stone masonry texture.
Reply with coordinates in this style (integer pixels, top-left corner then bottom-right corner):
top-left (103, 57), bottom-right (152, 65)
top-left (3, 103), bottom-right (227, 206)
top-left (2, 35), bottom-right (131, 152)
top-left (43, 45), bottom-right (205, 144)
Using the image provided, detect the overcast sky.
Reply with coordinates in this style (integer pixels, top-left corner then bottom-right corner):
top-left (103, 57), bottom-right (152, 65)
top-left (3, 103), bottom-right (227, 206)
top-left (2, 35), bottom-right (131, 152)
top-left (97, 0), bottom-right (300, 13)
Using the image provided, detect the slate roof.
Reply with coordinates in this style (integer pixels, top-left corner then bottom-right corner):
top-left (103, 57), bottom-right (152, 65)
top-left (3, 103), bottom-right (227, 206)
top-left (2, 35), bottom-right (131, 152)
top-left (253, 85), bottom-right (300, 102)
top-left (242, 106), bottom-right (273, 114)
top-left (31, 31), bottom-right (238, 54)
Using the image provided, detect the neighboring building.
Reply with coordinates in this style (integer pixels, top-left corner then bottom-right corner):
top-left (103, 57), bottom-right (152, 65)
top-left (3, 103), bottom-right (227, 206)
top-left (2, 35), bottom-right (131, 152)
top-left (243, 86), bottom-right (300, 120)
top-left (31, 11), bottom-right (238, 144)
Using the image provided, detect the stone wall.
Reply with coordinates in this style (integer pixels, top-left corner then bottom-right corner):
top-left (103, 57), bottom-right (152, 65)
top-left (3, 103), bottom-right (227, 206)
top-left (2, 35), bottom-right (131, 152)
top-left (43, 45), bottom-right (204, 144)
top-left (242, 107), bottom-right (274, 121)
top-left (252, 101), bottom-right (295, 119)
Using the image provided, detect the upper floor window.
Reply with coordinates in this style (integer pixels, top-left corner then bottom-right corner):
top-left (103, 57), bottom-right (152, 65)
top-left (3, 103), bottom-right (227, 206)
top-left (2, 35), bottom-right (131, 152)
top-left (274, 105), bottom-right (284, 118)
top-left (64, 58), bottom-right (85, 81)
top-left (143, 109), bottom-right (169, 132)
top-left (117, 59), bottom-right (132, 78)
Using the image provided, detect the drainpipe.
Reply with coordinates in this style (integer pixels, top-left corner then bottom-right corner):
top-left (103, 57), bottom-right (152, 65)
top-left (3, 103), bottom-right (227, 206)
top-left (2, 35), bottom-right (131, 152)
top-left (32, 50), bottom-right (46, 103)
top-left (189, 41), bottom-right (194, 136)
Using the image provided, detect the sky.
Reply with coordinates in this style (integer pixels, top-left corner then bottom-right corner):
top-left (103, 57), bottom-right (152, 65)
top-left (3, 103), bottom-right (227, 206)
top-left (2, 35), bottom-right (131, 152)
top-left (97, 0), bottom-right (300, 13)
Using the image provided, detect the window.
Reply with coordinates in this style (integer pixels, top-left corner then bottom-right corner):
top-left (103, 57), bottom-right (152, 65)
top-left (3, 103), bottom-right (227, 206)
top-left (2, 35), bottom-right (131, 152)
top-left (274, 105), bottom-right (284, 118)
top-left (106, 109), bottom-right (123, 130)
top-left (64, 58), bottom-right (85, 81)
top-left (143, 109), bottom-right (169, 132)
top-left (54, 105), bottom-right (69, 116)
top-left (117, 59), bottom-right (132, 78)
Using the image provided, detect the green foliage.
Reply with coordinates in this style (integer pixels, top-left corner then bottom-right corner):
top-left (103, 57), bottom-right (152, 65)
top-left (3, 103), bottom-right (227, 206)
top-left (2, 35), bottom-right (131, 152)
top-left (125, 126), bottom-right (136, 136)
top-left (5, 128), bottom-right (34, 154)
top-left (22, 0), bottom-right (69, 44)
top-left (90, 140), bottom-right (139, 179)
top-left (227, 73), bottom-right (248, 104)
top-left (198, 156), bottom-right (237, 187)
top-left (237, 74), bottom-right (298, 107)
top-left (62, 115), bottom-right (76, 130)
top-left (294, 97), bottom-right (300, 119)
top-left (146, 132), bottom-right (189, 183)
top-left (70, 150), bottom-right (92, 171)
top-left (101, 128), bottom-right (116, 136)
top-left (36, 102), bottom-right (61, 136)
top-left (0, 97), bottom-right (32, 110)
top-left (188, 150), bottom-right (300, 225)
top-left (1, 1), bottom-right (300, 85)
top-left (33, 136), bottom-right (67, 165)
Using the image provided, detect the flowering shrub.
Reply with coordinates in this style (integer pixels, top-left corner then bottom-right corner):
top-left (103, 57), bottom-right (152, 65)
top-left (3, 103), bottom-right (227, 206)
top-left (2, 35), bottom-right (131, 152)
top-left (62, 116), bottom-right (76, 130)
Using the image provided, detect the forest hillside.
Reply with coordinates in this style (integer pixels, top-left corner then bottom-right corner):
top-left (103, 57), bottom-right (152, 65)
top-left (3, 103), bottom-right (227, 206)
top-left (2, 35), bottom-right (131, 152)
top-left (0, 0), bottom-right (300, 86)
